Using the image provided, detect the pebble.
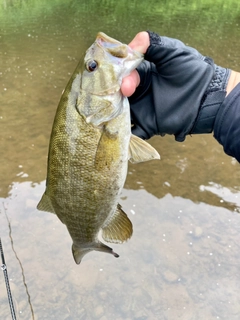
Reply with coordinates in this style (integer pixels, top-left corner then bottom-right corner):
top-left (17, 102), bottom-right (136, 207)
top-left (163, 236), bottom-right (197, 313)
top-left (163, 270), bottom-right (179, 283)
top-left (94, 305), bottom-right (104, 318)
top-left (194, 227), bottom-right (203, 238)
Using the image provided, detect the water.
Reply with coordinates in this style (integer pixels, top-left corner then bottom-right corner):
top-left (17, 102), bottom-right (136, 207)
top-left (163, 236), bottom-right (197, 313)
top-left (1, 0), bottom-right (240, 319)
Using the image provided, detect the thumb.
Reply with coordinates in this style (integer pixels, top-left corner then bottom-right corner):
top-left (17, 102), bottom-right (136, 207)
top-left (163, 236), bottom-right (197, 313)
top-left (121, 32), bottom-right (150, 97)
top-left (128, 31), bottom-right (150, 54)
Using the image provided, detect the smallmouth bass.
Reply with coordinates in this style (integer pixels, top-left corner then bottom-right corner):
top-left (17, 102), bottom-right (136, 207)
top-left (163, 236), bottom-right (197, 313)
top-left (37, 32), bottom-right (160, 264)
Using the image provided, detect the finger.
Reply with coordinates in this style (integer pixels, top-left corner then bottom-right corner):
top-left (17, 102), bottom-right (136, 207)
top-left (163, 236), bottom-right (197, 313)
top-left (128, 31), bottom-right (150, 53)
top-left (121, 69), bottom-right (140, 97)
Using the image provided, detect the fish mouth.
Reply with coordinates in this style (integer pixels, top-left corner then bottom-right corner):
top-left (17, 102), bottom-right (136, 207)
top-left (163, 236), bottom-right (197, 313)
top-left (96, 32), bottom-right (130, 59)
top-left (93, 31), bottom-right (143, 89)
top-left (97, 32), bottom-right (122, 46)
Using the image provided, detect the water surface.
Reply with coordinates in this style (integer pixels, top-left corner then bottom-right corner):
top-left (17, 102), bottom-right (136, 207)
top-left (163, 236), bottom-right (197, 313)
top-left (1, 1), bottom-right (240, 319)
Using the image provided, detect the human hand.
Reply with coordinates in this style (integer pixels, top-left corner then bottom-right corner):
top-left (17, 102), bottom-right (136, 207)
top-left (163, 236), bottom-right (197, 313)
top-left (121, 32), bottom-right (149, 97)
top-left (122, 31), bottom-right (224, 142)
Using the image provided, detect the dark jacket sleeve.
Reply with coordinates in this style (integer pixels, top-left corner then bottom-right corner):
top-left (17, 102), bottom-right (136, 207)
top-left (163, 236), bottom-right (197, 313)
top-left (214, 83), bottom-right (240, 162)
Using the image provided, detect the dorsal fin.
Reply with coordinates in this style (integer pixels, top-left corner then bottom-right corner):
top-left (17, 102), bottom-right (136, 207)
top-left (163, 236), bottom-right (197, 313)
top-left (101, 204), bottom-right (133, 243)
top-left (37, 193), bottom-right (55, 214)
top-left (128, 134), bottom-right (160, 163)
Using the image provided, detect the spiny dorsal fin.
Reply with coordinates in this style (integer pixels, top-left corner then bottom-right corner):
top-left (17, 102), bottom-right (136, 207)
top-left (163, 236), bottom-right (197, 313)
top-left (37, 193), bottom-right (55, 214)
top-left (101, 204), bottom-right (133, 243)
top-left (128, 134), bottom-right (160, 164)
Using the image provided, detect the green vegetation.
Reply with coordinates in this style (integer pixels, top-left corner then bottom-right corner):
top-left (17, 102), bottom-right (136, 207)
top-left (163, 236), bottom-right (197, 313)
top-left (1, 0), bottom-right (239, 65)
top-left (1, 0), bottom-right (240, 25)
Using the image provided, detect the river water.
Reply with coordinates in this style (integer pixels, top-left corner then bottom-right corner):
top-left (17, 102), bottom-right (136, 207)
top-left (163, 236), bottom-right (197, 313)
top-left (1, 1), bottom-right (240, 319)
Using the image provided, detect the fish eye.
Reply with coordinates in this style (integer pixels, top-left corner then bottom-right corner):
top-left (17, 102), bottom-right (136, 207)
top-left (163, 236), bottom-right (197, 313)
top-left (86, 60), bottom-right (98, 72)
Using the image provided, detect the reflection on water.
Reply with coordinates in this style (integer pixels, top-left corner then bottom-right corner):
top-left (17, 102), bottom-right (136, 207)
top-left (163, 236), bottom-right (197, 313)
top-left (1, 182), bottom-right (240, 319)
top-left (1, 0), bottom-right (240, 319)
top-left (2, 203), bottom-right (35, 319)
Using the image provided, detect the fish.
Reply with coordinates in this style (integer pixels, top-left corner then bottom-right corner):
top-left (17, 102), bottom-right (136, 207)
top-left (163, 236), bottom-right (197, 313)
top-left (37, 32), bottom-right (160, 264)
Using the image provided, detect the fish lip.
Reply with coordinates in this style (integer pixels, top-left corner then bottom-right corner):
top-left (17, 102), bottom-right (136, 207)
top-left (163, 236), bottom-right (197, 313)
top-left (96, 32), bottom-right (122, 46)
top-left (96, 32), bottom-right (143, 61)
top-left (96, 32), bottom-right (128, 59)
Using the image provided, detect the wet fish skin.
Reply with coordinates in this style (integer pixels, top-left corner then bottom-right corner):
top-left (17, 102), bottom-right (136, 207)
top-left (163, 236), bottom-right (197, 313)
top-left (37, 32), bottom-right (160, 264)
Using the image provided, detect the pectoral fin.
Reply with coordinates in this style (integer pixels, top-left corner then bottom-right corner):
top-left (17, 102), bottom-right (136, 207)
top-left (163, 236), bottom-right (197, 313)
top-left (94, 126), bottom-right (120, 170)
top-left (102, 204), bottom-right (133, 243)
top-left (128, 134), bottom-right (160, 164)
top-left (37, 193), bottom-right (55, 214)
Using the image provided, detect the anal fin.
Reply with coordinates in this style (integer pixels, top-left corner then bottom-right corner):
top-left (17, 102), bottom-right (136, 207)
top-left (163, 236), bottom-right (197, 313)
top-left (102, 204), bottom-right (133, 243)
top-left (37, 193), bottom-right (55, 214)
top-left (128, 134), bottom-right (160, 164)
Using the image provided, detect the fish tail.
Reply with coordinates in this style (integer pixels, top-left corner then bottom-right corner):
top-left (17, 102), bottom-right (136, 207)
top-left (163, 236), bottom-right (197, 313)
top-left (95, 242), bottom-right (119, 258)
top-left (72, 242), bottom-right (119, 264)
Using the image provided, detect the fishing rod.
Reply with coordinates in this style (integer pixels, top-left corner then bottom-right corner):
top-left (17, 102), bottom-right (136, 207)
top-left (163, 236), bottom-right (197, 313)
top-left (0, 237), bottom-right (17, 320)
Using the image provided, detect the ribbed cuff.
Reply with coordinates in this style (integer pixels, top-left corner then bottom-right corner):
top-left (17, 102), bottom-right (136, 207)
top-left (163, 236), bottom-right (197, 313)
top-left (190, 65), bottom-right (230, 134)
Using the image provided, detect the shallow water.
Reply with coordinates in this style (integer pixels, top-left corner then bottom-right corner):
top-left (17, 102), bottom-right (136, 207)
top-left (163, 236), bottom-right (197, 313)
top-left (1, 1), bottom-right (240, 319)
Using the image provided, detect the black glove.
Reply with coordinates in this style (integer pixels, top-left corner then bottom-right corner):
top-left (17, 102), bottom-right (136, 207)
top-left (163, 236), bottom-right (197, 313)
top-left (129, 31), bottom-right (230, 142)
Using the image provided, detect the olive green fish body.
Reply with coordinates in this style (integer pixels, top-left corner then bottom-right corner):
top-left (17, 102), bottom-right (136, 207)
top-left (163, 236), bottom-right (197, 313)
top-left (38, 32), bottom-right (160, 264)
top-left (48, 83), bottom-right (130, 245)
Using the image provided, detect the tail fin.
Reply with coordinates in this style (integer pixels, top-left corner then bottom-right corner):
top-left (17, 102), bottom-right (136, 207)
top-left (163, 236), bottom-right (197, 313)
top-left (72, 242), bottom-right (119, 265)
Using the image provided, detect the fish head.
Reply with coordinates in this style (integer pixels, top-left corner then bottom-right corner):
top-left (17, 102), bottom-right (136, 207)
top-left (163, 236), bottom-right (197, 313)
top-left (81, 32), bottom-right (143, 96)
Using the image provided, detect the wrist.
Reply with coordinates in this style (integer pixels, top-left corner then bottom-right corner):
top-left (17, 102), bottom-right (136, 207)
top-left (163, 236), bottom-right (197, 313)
top-left (190, 65), bottom-right (230, 135)
top-left (226, 70), bottom-right (240, 96)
